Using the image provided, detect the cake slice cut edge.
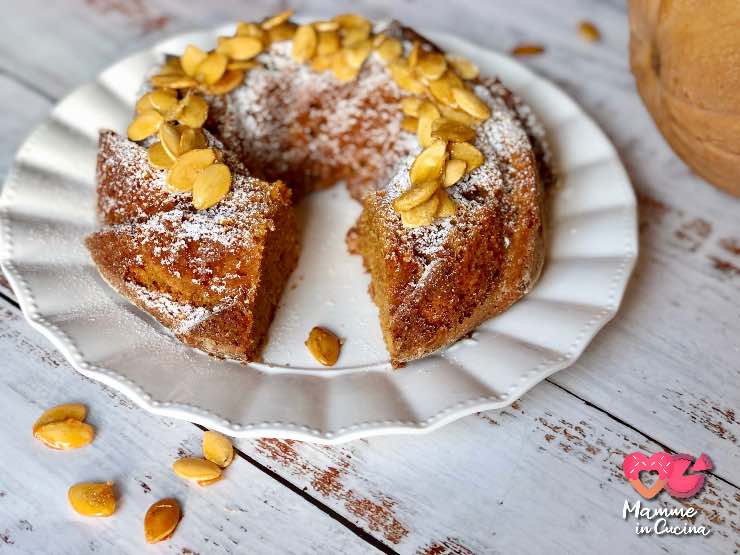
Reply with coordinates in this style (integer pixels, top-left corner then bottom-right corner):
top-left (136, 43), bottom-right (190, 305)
top-left (86, 132), bottom-right (299, 362)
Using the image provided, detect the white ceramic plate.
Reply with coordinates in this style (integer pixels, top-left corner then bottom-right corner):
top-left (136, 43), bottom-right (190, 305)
top-left (0, 24), bottom-right (637, 443)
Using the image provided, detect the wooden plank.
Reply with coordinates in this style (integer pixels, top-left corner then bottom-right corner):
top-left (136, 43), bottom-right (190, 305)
top-left (235, 395), bottom-right (739, 554)
top-left (0, 0), bottom-right (284, 100)
top-left (0, 76), bottom-right (50, 182)
top-left (0, 75), bottom-right (51, 299)
top-left (0, 301), bottom-right (377, 554)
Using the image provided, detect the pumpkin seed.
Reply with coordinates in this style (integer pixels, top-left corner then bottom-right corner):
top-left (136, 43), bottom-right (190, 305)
top-left (68, 482), bottom-right (116, 517)
top-left (34, 419), bottom-right (95, 450)
top-left (452, 88), bottom-right (491, 120)
top-left (144, 498), bottom-right (181, 543)
top-left (393, 180), bottom-right (439, 211)
top-left (192, 163), bottom-right (232, 210)
top-left (33, 403), bottom-right (86, 434)
top-left (167, 148), bottom-right (215, 192)
top-left (443, 158), bottom-right (467, 187)
top-left (203, 431), bottom-right (234, 468)
top-left (172, 457), bottom-right (222, 481)
top-left (305, 327), bottom-right (340, 366)
top-left (127, 110), bottom-right (164, 141)
top-left (451, 142), bottom-right (484, 171)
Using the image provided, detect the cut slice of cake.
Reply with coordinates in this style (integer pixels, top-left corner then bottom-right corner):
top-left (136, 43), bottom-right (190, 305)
top-left (87, 131), bottom-right (298, 361)
top-left (356, 79), bottom-right (546, 367)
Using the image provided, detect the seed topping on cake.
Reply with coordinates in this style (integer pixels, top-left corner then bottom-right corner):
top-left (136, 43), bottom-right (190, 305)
top-left (125, 10), bottom-right (493, 225)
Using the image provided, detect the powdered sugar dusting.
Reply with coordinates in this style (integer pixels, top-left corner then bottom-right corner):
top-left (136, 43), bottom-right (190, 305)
top-left (208, 40), bottom-right (417, 198)
top-left (129, 281), bottom-right (211, 334)
top-left (379, 77), bottom-right (539, 264)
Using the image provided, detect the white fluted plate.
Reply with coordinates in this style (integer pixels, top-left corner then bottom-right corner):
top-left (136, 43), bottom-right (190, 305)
top-left (0, 24), bottom-right (637, 443)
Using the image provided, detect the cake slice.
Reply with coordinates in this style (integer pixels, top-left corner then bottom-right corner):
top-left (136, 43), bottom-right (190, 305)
top-left (356, 79), bottom-right (546, 367)
top-left (86, 131), bottom-right (298, 361)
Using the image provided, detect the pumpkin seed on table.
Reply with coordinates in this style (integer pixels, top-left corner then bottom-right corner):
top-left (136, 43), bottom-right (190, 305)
top-left (34, 418), bottom-right (95, 450)
top-left (172, 457), bottom-right (222, 482)
top-left (203, 430), bottom-right (234, 468)
top-left (68, 482), bottom-right (116, 517)
top-left (578, 21), bottom-right (601, 43)
top-left (33, 403), bottom-right (87, 433)
top-left (145, 498), bottom-right (181, 543)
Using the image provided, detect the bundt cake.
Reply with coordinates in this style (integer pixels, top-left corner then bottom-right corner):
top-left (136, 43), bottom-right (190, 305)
top-left (86, 11), bottom-right (550, 367)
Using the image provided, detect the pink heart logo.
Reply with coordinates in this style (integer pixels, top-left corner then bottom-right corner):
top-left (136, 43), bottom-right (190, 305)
top-left (623, 452), bottom-right (673, 499)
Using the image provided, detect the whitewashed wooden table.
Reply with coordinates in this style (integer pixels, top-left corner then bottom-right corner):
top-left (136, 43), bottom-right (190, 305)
top-left (0, 1), bottom-right (737, 553)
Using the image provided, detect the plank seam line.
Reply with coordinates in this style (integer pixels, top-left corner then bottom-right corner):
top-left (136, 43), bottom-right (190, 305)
top-left (546, 379), bottom-right (739, 490)
top-left (0, 66), bottom-right (56, 102)
top-left (0, 289), bottom-right (19, 310)
top-left (193, 425), bottom-right (399, 555)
